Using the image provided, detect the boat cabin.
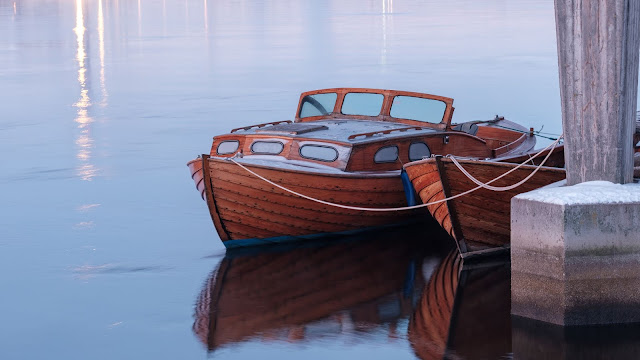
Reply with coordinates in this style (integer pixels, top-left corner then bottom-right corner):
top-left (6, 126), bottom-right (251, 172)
top-left (209, 88), bottom-right (532, 172)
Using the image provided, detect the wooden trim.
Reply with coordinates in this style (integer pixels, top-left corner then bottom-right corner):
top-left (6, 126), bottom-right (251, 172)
top-left (492, 132), bottom-right (528, 157)
top-left (435, 156), bottom-right (468, 254)
top-left (202, 154), bottom-right (231, 241)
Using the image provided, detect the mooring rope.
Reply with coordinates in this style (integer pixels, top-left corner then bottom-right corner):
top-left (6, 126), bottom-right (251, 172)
top-left (447, 135), bottom-right (564, 192)
top-left (227, 137), bottom-right (563, 212)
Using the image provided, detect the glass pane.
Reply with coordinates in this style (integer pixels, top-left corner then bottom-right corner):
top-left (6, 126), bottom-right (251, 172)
top-left (299, 145), bottom-right (338, 162)
top-left (390, 96), bottom-right (447, 123)
top-left (299, 93), bottom-right (337, 118)
top-left (251, 141), bottom-right (284, 154)
top-left (341, 93), bottom-right (384, 116)
top-left (374, 146), bottom-right (398, 163)
top-left (217, 140), bottom-right (239, 155)
top-left (409, 142), bottom-right (431, 161)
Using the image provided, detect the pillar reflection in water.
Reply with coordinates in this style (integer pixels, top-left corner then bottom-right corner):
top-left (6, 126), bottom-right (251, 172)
top-left (512, 316), bottom-right (640, 359)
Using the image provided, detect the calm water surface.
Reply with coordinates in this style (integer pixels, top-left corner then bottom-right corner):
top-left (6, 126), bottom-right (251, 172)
top-left (3, 1), bottom-right (638, 359)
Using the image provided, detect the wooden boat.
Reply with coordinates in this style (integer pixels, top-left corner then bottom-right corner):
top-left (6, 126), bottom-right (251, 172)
top-left (403, 146), bottom-right (566, 258)
top-left (409, 250), bottom-right (511, 360)
top-left (187, 88), bottom-right (538, 248)
top-left (192, 224), bottom-right (447, 352)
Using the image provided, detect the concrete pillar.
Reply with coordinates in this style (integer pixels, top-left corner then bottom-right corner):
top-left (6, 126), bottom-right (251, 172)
top-left (511, 185), bottom-right (640, 326)
top-left (510, 0), bottom-right (640, 326)
top-left (556, 0), bottom-right (640, 185)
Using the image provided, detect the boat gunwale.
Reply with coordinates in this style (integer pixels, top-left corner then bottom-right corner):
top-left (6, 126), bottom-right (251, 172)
top-left (206, 156), bottom-right (403, 178)
top-left (404, 156), bottom-right (566, 173)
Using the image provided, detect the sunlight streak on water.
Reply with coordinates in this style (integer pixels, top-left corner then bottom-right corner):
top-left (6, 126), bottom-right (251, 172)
top-left (98, 0), bottom-right (108, 105)
top-left (73, 0), bottom-right (97, 181)
top-left (138, 0), bottom-right (142, 36)
top-left (204, 0), bottom-right (208, 34)
top-left (381, 0), bottom-right (389, 66)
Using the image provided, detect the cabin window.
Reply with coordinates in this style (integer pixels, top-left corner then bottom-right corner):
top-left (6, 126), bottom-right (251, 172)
top-left (341, 93), bottom-right (384, 116)
top-left (409, 142), bottom-right (431, 161)
top-left (299, 145), bottom-right (338, 162)
top-left (251, 141), bottom-right (284, 155)
top-left (216, 140), bottom-right (239, 155)
top-left (299, 93), bottom-right (338, 118)
top-left (374, 145), bottom-right (398, 163)
top-left (390, 96), bottom-right (447, 123)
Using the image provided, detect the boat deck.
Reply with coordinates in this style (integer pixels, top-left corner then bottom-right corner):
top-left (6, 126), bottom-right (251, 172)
top-left (233, 119), bottom-right (440, 144)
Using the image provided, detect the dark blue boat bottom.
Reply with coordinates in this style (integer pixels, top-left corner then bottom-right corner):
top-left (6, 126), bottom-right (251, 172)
top-left (222, 220), bottom-right (422, 250)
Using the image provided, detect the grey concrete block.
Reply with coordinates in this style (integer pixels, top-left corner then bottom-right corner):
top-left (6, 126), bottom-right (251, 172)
top-left (511, 187), bottom-right (640, 326)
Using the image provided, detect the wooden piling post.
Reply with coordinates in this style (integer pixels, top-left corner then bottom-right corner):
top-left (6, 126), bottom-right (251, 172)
top-left (555, 0), bottom-right (640, 185)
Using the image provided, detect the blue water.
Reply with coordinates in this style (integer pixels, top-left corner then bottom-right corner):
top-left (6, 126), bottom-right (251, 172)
top-left (2, 1), bottom-right (635, 359)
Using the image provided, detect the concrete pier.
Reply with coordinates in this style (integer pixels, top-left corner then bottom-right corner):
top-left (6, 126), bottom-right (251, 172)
top-left (511, 0), bottom-right (640, 326)
top-left (511, 182), bottom-right (640, 325)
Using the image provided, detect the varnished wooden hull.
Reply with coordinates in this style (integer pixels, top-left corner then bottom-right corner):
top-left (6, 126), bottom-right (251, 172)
top-left (405, 157), bottom-right (565, 257)
top-left (498, 144), bottom-right (565, 168)
top-left (191, 155), bottom-right (425, 247)
top-left (193, 230), bottom-right (430, 352)
top-left (187, 158), bottom-right (205, 200)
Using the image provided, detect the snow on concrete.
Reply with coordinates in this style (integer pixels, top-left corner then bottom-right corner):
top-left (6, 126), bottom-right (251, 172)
top-left (516, 180), bottom-right (640, 205)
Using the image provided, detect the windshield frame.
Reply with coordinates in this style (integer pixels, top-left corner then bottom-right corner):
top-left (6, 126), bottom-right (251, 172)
top-left (295, 88), bottom-right (454, 130)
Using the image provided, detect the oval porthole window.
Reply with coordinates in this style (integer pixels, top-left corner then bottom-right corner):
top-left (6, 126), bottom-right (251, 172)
top-left (374, 145), bottom-right (399, 163)
top-left (217, 140), bottom-right (239, 155)
top-left (409, 142), bottom-right (431, 161)
top-left (299, 145), bottom-right (338, 162)
top-left (251, 141), bottom-right (284, 155)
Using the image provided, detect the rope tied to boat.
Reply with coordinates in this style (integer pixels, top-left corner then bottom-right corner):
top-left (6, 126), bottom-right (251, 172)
top-left (227, 136), bottom-right (563, 212)
top-left (447, 135), bottom-right (564, 192)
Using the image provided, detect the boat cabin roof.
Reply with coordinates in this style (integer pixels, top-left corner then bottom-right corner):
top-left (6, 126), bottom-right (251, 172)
top-left (230, 119), bottom-right (440, 145)
top-left (294, 88), bottom-right (455, 130)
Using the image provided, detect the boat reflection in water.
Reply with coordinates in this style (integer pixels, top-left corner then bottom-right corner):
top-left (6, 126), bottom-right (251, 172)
top-left (192, 223), bottom-right (452, 353)
top-left (409, 251), bottom-right (511, 360)
top-left (192, 221), bottom-right (519, 358)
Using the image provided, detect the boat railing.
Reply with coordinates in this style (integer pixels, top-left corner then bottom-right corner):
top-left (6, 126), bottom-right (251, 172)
top-left (492, 132), bottom-right (529, 157)
top-left (347, 126), bottom-right (424, 141)
top-left (231, 120), bottom-right (292, 133)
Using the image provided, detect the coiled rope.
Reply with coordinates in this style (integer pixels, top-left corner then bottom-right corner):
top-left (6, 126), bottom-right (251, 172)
top-left (228, 136), bottom-right (563, 212)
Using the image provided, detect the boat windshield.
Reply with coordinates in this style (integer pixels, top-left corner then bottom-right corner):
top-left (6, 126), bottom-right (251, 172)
top-left (390, 95), bottom-right (447, 124)
top-left (299, 93), bottom-right (338, 118)
top-left (341, 93), bottom-right (385, 116)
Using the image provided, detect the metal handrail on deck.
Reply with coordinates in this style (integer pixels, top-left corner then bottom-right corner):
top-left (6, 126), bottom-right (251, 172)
top-left (230, 120), bottom-right (292, 133)
top-left (347, 126), bottom-right (424, 140)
